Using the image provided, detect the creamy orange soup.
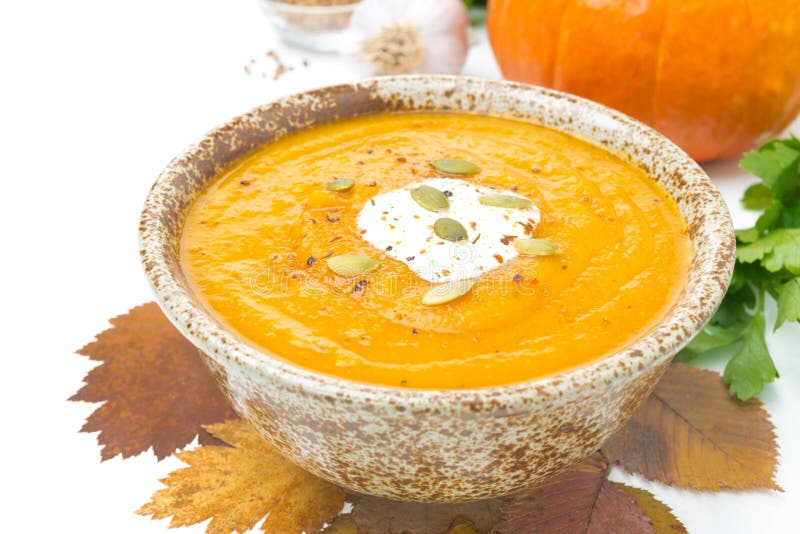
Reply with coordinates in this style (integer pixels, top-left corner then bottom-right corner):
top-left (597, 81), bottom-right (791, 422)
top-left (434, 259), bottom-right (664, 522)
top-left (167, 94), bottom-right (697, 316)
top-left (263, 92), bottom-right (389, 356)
top-left (181, 113), bottom-right (691, 388)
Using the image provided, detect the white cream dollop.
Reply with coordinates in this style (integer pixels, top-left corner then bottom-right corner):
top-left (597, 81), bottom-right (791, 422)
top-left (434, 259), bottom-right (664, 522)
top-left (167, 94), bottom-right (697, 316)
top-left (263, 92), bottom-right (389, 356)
top-left (356, 178), bottom-right (540, 283)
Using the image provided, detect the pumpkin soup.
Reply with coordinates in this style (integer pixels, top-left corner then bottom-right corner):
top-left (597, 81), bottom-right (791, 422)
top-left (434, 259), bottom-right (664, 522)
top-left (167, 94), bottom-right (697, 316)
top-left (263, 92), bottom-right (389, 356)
top-left (180, 113), bottom-right (691, 389)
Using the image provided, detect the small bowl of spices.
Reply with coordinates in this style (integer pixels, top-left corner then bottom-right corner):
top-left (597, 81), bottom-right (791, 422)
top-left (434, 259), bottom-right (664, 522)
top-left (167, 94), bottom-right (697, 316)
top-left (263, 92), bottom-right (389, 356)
top-left (259, 0), bottom-right (362, 52)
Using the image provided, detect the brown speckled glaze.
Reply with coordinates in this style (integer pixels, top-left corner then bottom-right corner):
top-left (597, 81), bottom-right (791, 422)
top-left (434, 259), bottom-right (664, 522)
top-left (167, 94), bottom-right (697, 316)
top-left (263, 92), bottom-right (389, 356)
top-left (139, 76), bottom-right (735, 502)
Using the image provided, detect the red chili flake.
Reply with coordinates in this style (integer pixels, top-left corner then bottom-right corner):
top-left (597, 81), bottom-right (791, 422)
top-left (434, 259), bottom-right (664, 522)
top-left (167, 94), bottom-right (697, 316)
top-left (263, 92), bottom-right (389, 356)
top-left (329, 235), bottom-right (342, 243)
top-left (386, 148), bottom-right (392, 153)
top-left (368, 181), bottom-right (377, 187)
top-left (493, 254), bottom-right (504, 264)
top-left (500, 235), bottom-right (517, 246)
top-left (531, 166), bottom-right (541, 173)
top-left (360, 229), bottom-right (367, 234)
top-left (469, 221), bottom-right (477, 230)
top-left (309, 218), bottom-right (317, 224)
top-left (357, 161), bottom-right (364, 165)
top-left (240, 179), bottom-right (251, 186)
top-left (419, 248), bottom-right (426, 254)
top-left (370, 198), bottom-right (376, 205)
top-left (389, 224), bottom-right (395, 230)
top-left (396, 157), bottom-right (407, 163)
top-left (322, 250), bottom-right (335, 259)
top-left (302, 59), bottom-right (309, 67)
top-left (509, 185), bottom-right (518, 192)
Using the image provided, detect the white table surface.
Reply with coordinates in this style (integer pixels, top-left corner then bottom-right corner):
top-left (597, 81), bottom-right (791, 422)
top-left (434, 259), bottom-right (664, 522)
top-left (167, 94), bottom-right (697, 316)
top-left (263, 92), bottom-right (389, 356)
top-left (2, 1), bottom-right (798, 532)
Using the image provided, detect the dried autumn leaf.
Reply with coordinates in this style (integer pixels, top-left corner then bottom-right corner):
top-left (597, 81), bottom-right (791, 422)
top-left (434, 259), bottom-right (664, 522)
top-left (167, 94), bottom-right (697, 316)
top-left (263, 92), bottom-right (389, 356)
top-left (616, 484), bottom-right (686, 534)
top-left (350, 493), bottom-right (501, 534)
top-left (71, 303), bottom-right (238, 460)
top-left (602, 362), bottom-right (780, 491)
top-left (492, 454), bottom-right (654, 533)
top-left (138, 419), bottom-right (346, 534)
top-left (320, 514), bottom-right (358, 534)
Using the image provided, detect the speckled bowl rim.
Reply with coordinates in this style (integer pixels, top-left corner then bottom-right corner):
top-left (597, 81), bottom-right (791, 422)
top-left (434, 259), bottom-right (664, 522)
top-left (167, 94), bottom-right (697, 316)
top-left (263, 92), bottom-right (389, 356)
top-left (140, 75), bottom-right (735, 410)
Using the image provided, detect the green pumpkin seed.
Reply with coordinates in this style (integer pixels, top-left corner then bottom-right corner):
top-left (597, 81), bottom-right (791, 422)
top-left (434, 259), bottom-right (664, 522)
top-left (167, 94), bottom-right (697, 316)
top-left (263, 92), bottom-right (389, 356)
top-left (479, 194), bottom-right (533, 209)
top-left (327, 254), bottom-right (379, 276)
top-left (422, 279), bottom-right (475, 306)
top-left (411, 184), bottom-right (449, 212)
top-left (326, 178), bottom-right (355, 192)
top-left (513, 239), bottom-right (561, 256)
top-left (434, 218), bottom-right (468, 242)
top-left (430, 158), bottom-right (480, 175)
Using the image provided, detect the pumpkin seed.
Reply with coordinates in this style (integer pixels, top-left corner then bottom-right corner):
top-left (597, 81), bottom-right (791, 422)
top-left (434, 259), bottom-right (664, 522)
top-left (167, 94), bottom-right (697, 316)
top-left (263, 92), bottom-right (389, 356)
top-left (434, 218), bottom-right (468, 242)
top-left (326, 178), bottom-right (355, 192)
top-left (513, 238), bottom-right (561, 256)
top-left (422, 279), bottom-right (475, 306)
top-left (327, 254), bottom-right (379, 276)
top-left (430, 158), bottom-right (480, 175)
top-left (479, 194), bottom-right (533, 209)
top-left (411, 184), bottom-right (449, 212)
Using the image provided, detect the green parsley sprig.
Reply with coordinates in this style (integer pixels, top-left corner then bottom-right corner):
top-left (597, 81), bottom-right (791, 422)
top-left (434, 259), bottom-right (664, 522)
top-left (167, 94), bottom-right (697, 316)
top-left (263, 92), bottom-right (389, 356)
top-left (677, 136), bottom-right (800, 400)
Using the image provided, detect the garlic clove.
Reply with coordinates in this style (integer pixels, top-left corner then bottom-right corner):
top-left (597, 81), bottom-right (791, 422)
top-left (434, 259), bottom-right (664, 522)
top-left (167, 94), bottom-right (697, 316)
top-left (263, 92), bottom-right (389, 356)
top-left (346, 0), bottom-right (469, 76)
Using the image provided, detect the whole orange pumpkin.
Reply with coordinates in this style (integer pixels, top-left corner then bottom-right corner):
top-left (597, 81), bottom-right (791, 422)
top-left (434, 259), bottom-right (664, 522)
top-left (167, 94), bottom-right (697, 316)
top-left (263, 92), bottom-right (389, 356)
top-left (487, 0), bottom-right (800, 161)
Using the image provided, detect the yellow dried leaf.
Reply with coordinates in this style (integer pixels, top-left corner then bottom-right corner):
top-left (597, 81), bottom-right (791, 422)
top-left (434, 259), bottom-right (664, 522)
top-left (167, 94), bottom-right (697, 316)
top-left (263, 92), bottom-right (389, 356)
top-left (137, 419), bottom-right (345, 534)
top-left (616, 484), bottom-right (687, 534)
top-left (602, 363), bottom-right (780, 491)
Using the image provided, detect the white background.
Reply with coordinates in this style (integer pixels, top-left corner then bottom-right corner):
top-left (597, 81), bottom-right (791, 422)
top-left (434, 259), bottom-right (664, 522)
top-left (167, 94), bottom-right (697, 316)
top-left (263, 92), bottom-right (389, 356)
top-left (1, 1), bottom-right (798, 532)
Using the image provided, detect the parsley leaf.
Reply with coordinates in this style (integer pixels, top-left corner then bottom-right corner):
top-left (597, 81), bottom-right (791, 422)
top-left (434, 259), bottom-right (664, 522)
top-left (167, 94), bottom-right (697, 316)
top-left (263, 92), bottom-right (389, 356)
top-left (736, 228), bottom-right (800, 274)
top-left (776, 278), bottom-right (800, 330)
top-left (680, 136), bottom-right (800, 400)
top-left (723, 310), bottom-right (778, 401)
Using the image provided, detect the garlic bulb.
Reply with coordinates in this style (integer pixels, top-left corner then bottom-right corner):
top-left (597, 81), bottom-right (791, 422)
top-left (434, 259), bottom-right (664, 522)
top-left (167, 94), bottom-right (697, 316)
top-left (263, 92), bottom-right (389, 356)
top-left (346, 0), bottom-right (469, 76)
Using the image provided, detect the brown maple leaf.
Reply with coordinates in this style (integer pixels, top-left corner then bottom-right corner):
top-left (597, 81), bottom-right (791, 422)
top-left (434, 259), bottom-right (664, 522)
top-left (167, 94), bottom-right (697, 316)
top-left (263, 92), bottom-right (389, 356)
top-left (492, 454), bottom-right (656, 534)
top-left (138, 419), bottom-right (346, 534)
top-left (71, 303), bottom-right (238, 460)
top-left (602, 362), bottom-right (780, 491)
top-left (350, 493), bottom-right (501, 534)
top-left (617, 484), bottom-right (686, 534)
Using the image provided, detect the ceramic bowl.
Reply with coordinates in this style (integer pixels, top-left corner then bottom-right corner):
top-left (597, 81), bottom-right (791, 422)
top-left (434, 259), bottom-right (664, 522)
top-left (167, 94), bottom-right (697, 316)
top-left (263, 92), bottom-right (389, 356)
top-left (139, 75), bottom-right (735, 502)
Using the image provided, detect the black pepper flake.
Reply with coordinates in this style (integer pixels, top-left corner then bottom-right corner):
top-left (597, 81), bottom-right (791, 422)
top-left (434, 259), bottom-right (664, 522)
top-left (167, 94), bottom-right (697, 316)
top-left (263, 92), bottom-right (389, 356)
top-left (385, 245), bottom-right (393, 251)
top-left (531, 166), bottom-right (541, 173)
top-left (306, 256), bottom-right (316, 266)
top-left (412, 328), bottom-right (418, 335)
top-left (368, 181), bottom-right (377, 187)
top-left (400, 380), bottom-right (408, 386)
top-left (513, 274), bottom-right (523, 282)
top-left (309, 218), bottom-right (317, 224)
top-left (443, 190), bottom-right (453, 197)
top-left (581, 196), bottom-right (590, 202)
top-left (472, 233), bottom-right (481, 244)
top-left (370, 198), bottom-right (376, 205)
top-left (326, 214), bottom-right (340, 223)
top-left (240, 179), bottom-right (251, 186)
top-left (562, 264), bottom-right (568, 270)
top-left (302, 58), bottom-right (309, 67)
top-left (357, 160), bottom-right (364, 165)
top-left (510, 185), bottom-right (518, 192)
top-left (396, 156), bottom-right (407, 163)
top-left (406, 255), bottom-right (415, 261)
top-left (367, 149), bottom-right (373, 154)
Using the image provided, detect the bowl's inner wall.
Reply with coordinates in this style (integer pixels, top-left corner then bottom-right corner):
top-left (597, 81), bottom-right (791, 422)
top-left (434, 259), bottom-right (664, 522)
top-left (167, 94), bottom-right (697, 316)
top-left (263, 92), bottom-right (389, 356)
top-left (144, 76), bottom-right (733, 387)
